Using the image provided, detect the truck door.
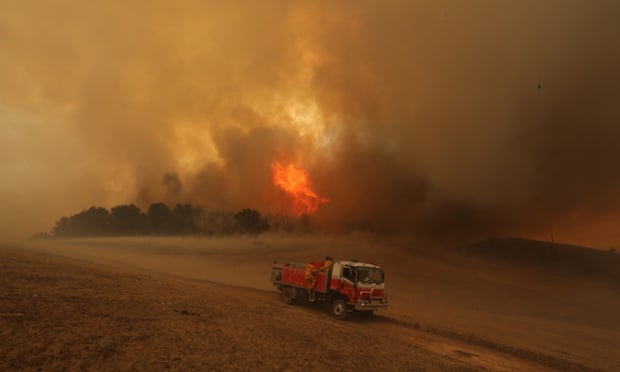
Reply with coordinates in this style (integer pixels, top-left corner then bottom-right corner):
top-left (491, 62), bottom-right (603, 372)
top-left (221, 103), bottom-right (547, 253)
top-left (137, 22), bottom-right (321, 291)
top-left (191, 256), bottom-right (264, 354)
top-left (339, 265), bottom-right (355, 303)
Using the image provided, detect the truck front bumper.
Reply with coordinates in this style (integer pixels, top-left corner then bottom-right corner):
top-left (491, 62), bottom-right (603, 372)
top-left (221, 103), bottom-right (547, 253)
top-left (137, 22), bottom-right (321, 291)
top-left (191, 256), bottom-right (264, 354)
top-left (354, 299), bottom-right (388, 311)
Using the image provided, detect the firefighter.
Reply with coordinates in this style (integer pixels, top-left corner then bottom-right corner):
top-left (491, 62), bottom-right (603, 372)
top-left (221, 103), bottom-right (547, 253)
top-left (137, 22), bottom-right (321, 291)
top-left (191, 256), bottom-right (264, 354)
top-left (305, 263), bottom-right (317, 302)
top-left (321, 256), bottom-right (334, 295)
top-left (321, 256), bottom-right (333, 271)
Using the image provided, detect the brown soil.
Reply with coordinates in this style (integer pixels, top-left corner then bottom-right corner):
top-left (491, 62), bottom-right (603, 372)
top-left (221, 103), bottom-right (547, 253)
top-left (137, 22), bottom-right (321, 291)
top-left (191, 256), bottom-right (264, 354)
top-left (1, 237), bottom-right (617, 371)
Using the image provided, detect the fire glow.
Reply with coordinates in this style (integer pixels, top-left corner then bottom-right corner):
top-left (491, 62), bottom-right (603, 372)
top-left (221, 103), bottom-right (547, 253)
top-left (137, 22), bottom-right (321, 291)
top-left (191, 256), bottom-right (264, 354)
top-left (272, 161), bottom-right (330, 215)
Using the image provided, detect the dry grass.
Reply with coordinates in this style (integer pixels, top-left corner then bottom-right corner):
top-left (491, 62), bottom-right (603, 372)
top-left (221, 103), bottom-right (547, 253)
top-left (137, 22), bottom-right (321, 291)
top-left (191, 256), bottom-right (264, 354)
top-left (2, 235), bottom-right (618, 370)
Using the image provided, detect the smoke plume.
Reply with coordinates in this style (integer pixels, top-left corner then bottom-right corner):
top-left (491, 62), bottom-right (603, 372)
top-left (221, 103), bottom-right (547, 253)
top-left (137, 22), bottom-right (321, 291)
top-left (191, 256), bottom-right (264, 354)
top-left (1, 1), bottom-right (619, 246)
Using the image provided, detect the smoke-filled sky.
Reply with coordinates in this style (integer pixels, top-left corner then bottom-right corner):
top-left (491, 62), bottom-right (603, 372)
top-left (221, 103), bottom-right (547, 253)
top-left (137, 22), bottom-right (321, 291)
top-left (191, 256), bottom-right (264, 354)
top-left (2, 1), bottom-right (620, 247)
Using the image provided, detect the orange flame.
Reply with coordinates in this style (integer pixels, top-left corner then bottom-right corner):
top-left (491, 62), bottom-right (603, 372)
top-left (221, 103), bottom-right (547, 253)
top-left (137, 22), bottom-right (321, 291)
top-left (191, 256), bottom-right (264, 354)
top-left (272, 161), bottom-right (330, 215)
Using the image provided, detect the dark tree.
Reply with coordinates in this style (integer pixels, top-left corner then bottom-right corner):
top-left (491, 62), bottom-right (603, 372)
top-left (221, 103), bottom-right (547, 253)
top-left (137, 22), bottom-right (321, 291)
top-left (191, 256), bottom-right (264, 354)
top-left (50, 202), bottom-right (278, 237)
top-left (195, 210), bottom-right (235, 236)
top-left (52, 206), bottom-right (111, 237)
top-left (110, 204), bottom-right (144, 235)
top-left (171, 204), bottom-right (200, 234)
top-left (234, 208), bottom-right (269, 235)
top-left (146, 203), bottom-right (172, 234)
top-left (52, 216), bottom-right (72, 237)
top-left (80, 206), bottom-right (110, 235)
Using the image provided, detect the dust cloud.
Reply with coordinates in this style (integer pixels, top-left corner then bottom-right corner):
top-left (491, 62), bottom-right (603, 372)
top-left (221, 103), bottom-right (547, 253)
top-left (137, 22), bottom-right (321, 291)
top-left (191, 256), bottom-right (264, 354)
top-left (1, 1), bottom-right (620, 246)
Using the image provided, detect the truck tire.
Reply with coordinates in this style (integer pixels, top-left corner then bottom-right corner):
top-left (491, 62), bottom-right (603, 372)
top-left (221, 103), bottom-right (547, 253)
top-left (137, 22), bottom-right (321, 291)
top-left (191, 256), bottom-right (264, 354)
top-left (281, 286), bottom-right (295, 305)
top-left (330, 299), bottom-right (348, 320)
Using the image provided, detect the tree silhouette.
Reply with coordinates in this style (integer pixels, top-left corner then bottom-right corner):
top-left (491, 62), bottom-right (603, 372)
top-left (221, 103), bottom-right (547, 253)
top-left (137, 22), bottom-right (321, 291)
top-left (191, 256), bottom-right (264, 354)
top-left (234, 208), bottom-right (269, 235)
top-left (196, 210), bottom-right (235, 235)
top-left (171, 204), bottom-right (200, 234)
top-left (50, 202), bottom-right (279, 237)
top-left (52, 206), bottom-right (110, 237)
top-left (146, 203), bottom-right (172, 234)
top-left (110, 204), bottom-right (144, 235)
top-left (52, 216), bottom-right (72, 237)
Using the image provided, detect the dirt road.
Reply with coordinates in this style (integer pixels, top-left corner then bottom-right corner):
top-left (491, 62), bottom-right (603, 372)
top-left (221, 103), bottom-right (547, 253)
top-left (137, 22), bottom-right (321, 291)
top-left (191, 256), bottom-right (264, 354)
top-left (2, 237), bottom-right (617, 370)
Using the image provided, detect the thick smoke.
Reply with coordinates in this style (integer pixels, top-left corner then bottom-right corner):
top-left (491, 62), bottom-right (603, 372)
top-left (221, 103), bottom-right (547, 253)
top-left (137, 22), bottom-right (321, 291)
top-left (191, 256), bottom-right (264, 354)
top-left (1, 1), bottom-right (619, 246)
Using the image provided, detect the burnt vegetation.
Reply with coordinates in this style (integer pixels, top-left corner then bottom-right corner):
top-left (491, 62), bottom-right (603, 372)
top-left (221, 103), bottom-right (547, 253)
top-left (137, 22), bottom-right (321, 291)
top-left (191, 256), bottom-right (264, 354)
top-left (50, 204), bottom-right (307, 238)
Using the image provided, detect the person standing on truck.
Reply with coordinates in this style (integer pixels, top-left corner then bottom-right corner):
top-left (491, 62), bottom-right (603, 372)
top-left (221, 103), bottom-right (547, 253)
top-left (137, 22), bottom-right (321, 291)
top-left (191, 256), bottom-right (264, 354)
top-left (305, 263), bottom-right (317, 302)
top-left (321, 256), bottom-right (334, 294)
top-left (321, 256), bottom-right (333, 271)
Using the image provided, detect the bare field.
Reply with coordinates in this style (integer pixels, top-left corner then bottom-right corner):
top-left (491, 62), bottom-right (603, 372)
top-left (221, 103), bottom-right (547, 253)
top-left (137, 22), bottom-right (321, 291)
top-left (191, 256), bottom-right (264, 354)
top-left (2, 236), bottom-right (619, 371)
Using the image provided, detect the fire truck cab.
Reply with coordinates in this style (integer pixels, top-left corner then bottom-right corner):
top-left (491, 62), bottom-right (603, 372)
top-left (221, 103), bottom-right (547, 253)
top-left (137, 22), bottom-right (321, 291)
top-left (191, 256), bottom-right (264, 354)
top-left (270, 259), bottom-right (388, 320)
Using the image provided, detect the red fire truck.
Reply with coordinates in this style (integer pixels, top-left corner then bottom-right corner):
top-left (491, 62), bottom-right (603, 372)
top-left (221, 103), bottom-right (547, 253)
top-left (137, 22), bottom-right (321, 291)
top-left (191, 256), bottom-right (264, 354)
top-left (270, 259), bottom-right (388, 320)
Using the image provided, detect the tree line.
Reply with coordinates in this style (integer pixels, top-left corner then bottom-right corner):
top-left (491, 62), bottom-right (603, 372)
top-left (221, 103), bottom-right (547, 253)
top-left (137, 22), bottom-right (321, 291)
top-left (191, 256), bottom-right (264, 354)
top-left (49, 203), bottom-right (311, 238)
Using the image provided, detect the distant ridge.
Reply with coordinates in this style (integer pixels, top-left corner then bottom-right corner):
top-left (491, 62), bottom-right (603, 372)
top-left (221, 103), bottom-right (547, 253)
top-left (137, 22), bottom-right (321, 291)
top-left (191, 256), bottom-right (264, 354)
top-left (461, 237), bottom-right (620, 283)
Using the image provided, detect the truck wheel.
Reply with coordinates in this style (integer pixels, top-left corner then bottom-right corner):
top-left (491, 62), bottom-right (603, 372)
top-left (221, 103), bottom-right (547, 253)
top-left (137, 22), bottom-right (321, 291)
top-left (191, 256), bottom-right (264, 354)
top-left (281, 287), bottom-right (295, 305)
top-left (331, 299), bottom-right (348, 320)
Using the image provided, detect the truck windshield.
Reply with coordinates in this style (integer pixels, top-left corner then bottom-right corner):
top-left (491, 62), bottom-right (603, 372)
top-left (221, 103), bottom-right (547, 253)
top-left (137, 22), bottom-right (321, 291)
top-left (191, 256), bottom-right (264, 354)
top-left (355, 268), bottom-right (384, 285)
